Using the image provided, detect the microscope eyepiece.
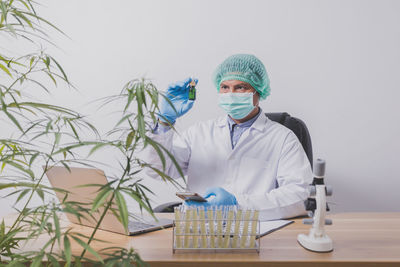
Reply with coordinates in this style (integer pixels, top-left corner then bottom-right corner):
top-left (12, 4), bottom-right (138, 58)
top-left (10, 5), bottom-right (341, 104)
top-left (313, 158), bottom-right (326, 185)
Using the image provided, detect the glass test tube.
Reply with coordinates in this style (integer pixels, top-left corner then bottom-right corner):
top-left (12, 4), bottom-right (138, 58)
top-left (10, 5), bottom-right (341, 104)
top-left (240, 210), bottom-right (252, 248)
top-left (223, 207), bottom-right (234, 248)
top-left (184, 207), bottom-right (191, 248)
top-left (249, 210), bottom-right (259, 248)
top-left (174, 207), bottom-right (182, 248)
top-left (192, 208), bottom-right (199, 248)
top-left (207, 208), bottom-right (215, 248)
top-left (199, 207), bottom-right (207, 248)
top-left (232, 209), bottom-right (242, 248)
top-left (216, 207), bottom-right (223, 248)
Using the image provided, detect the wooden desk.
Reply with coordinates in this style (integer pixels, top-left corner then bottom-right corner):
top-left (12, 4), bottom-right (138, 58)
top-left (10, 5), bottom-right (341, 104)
top-left (7, 212), bottom-right (400, 266)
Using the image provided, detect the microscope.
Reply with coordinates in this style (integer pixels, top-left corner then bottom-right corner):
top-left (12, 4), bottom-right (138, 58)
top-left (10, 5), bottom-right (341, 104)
top-left (297, 159), bottom-right (333, 252)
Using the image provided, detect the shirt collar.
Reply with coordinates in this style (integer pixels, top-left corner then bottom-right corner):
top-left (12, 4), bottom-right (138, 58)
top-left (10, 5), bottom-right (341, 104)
top-left (216, 108), bottom-right (268, 131)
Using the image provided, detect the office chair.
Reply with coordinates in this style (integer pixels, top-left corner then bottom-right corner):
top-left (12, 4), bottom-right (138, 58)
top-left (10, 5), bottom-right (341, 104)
top-left (153, 112), bottom-right (313, 213)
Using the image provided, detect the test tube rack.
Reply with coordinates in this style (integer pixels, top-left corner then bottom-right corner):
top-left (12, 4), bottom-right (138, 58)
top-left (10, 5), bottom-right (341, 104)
top-left (173, 206), bottom-right (260, 253)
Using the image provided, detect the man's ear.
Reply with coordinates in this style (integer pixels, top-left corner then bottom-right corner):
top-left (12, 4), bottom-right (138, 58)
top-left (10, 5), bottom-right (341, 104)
top-left (254, 92), bottom-right (260, 106)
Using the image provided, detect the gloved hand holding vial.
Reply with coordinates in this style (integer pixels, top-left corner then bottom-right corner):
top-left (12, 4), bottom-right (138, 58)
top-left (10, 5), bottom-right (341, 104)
top-left (158, 77), bottom-right (198, 125)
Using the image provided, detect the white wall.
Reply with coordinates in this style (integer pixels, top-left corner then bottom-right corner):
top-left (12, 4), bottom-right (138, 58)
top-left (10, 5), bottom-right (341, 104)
top-left (2, 0), bottom-right (400, 215)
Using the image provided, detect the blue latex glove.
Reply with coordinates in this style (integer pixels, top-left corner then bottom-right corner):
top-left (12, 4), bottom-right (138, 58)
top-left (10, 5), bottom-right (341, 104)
top-left (158, 77), bottom-right (198, 124)
top-left (185, 187), bottom-right (237, 207)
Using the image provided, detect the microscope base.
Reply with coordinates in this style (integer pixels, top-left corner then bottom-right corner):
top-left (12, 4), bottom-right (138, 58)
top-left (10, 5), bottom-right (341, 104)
top-left (297, 233), bottom-right (333, 252)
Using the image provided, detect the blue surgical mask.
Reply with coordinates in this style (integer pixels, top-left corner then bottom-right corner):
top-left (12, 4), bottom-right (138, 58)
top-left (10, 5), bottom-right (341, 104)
top-left (218, 92), bottom-right (255, 119)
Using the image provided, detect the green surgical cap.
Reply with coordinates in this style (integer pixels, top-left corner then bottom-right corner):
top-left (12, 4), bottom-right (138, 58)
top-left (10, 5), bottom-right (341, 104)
top-left (212, 54), bottom-right (270, 100)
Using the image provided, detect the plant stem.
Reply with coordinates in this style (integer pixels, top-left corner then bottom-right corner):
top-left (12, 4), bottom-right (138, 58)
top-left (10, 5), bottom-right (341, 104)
top-left (5, 60), bottom-right (35, 95)
top-left (7, 139), bottom-right (56, 233)
top-left (79, 160), bottom-right (130, 259)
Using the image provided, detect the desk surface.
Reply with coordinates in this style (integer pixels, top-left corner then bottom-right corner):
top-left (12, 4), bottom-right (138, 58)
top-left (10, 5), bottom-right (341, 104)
top-left (7, 212), bottom-right (400, 266)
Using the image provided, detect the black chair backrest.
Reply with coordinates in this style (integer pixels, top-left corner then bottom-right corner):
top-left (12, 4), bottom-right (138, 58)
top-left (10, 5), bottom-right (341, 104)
top-left (265, 112), bottom-right (313, 168)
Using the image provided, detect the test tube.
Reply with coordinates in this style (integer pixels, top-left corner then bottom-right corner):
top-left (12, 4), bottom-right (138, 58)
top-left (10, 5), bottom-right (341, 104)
top-left (192, 208), bottom-right (199, 248)
top-left (240, 210), bottom-right (251, 248)
top-left (199, 207), bottom-right (207, 248)
top-left (183, 207), bottom-right (191, 248)
top-left (223, 206), bottom-right (234, 248)
top-left (216, 207), bottom-right (223, 248)
top-left (249, 210), bottom-right (259, 248)
top-left (232, 209), bottom-right (242, 248)
top-left (207, 208), bottom-right (215, 248)
top-left (174, 207), bottom-right (182, 248)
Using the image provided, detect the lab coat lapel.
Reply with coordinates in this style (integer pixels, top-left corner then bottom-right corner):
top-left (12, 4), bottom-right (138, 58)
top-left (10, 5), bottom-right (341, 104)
top-left (229, 112), bottom-right (267, 154)
top-left (232, 127), bottom-right (251, 153)
top-left (216, 115), bottom-right (234, 155)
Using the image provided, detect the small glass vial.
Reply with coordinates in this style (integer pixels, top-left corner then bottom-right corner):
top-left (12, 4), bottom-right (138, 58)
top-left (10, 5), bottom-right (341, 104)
top-left (188, 80), bottom-right (196, 100)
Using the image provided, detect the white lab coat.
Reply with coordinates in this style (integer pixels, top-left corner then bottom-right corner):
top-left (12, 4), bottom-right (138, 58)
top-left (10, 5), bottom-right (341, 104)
top-left (142, 113), bottom-right (313, 221)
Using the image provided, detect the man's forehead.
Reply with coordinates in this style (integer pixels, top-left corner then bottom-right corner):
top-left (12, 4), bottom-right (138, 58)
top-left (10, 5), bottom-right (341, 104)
top-left (220, 80), bottom-right (251, 86)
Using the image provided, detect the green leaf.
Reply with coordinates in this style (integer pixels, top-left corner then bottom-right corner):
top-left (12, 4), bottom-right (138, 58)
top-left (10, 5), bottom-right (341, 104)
top-left (144, 165), bottom-right (183, 189)
top-left (125, 191), bottom-right (155, 220)
top-left (115, 191), bottom-right (129, 231)
top-left (66, 119), bottom-right (79, 140)
top-left (125, 131), bottom-right (134, 149)
top-left (157, 140), bottom-right (185, 180)
top-left (124, 89), bottom-right (134, 112)
top-left (60, 161), bottom-right (71, 172)
top-left (1, 160), bottom-right (34, 179)
top-left (144, 137), bottom-right (166, 170)
top-left (1, 219), bottom-right (5, 234)
top-left (45, 56), bottom-right (50, 67)
top-left (47, 254), bottom-right (60, 267)
top-left (12, 9), bottom-right (34, 28)
top-left (16, 188), bottom-right (30, 203)
top-left (0, 63), bottom-right (12, 77)
top-left (0, 182), bottom-right (27, 190)
top-left (18, 0), bottom-right (32, 11)
top-left (20, 10), bottom-right (66, 36)
top-left (25, 78), bottom-right (50, 93)
top-left (45, 71), bottom-right (57, 85)
top-left (91, 188), bottom-right (113, 212)
top-left (88, 142), bottom-right (107, 156)
top-left (29, 56), bottom-right (35, 67)
top-left (1, 101), bottom-right (23, 132)
top-left (63, 235), bottom-right (71, 267)
top-left (141, 83), bottom-right (147, 108)
top-left (28, 152), bottom-right (39, 167)
top-left (54, 132), bottom-right (61, 146)
top-left (31, 253), bottom-right (44, 267)
top-left (53, 210), bottom-right (61, 243)
top-left (137, 115), bottom-right (146, 139)
top-left (5, 23), bottom-right (16, 35)
top-left (50, 56), bottom-right (69, 83)
top-left (115, 113), bottom-right (133, 127)
top-left (0, 2), bottom-right (7, 25)
top-left (36, 188), bottom-right (44, 200)
top-left (70, 235), bottom-right (104, 263)
top-left (54, 141), bottom-right (98, 155)
top-left (73, 257), bottom-right (82, 267)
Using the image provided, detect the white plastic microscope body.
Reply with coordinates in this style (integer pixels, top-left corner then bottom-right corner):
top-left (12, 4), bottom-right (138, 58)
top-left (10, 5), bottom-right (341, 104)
top-left (297, 184), bottom-right (333, 252)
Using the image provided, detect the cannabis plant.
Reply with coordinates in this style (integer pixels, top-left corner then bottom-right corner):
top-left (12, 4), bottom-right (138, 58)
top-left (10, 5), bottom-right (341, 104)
top-left (0, 0), bottom-right (182, 265)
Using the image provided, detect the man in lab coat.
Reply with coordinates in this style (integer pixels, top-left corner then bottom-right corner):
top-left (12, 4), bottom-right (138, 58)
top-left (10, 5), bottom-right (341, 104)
top-left (142, 54), bottom-right (312, 220)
